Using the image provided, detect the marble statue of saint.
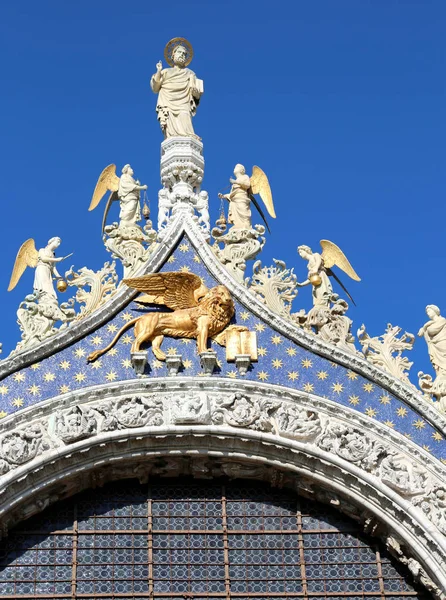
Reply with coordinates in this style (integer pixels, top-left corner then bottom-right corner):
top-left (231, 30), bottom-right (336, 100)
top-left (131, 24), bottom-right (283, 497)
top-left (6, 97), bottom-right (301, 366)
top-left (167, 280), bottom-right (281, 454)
top-left (33, 237), bottom-right (65, 299)
top-left (150, 39), bottom-right (203, 138)
top-left (418, 305), bottom-right (446, 376)
top-left (220, 164), bottom-right (252, 230)
top-left (8, 237), bottom-right (71, 300)
top-left (297, 245), bottom-right (333, 307)
top-left (296, 241), bottom-right (360, 308)
top-left (117, 165), bottom-right (147, 227)
top-left (218, 164), bottom-right (276, 231)
top-left (89, 164), bottom-right (147, 231)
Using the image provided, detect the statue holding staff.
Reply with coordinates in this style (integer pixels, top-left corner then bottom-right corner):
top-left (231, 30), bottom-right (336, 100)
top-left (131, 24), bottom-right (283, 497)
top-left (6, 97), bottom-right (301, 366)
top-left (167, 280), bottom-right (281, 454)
top-left (150, 38), bottom-right (203, 138)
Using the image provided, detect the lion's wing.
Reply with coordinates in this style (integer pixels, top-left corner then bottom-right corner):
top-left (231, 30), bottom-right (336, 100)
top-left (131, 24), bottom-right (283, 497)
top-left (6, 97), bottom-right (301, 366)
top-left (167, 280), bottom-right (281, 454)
top-left (123, 272), bottom-right (208, 310)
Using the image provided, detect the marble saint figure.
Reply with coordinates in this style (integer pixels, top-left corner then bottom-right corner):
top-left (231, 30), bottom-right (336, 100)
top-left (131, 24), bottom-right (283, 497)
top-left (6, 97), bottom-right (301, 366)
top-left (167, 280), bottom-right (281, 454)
top-left (151, 45), bottom-right (203, 138)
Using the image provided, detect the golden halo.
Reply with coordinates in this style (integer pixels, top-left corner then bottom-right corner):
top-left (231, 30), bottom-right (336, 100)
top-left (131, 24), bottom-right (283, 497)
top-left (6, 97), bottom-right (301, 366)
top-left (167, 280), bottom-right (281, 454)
top-left (164, 37), bottom-right (194, 67)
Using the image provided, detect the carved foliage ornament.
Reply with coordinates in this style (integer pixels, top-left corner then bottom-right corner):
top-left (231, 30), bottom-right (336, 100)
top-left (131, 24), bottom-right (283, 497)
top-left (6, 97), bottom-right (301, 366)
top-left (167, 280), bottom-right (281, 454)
top-left (0, 391), bottom-right (444, 542)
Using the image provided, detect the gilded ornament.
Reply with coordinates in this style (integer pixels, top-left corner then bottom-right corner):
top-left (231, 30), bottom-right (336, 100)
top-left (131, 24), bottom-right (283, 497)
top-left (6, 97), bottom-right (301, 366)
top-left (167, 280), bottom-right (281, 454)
top-left (163, 37), bottom-right (194, 67)
top-left (87, 272), bottom-right (235, 362)
top-left (309, 274), bottom-right (322, 287)
top-left (56, 279), bottom-right (68, 293)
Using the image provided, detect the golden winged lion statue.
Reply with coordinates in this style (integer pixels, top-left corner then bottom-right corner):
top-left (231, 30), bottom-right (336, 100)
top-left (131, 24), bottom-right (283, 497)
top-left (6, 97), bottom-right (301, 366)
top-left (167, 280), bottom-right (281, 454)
top-left (87, 272), bottom-right (236, 362)
top-left (218, 164), bottom-right (276, 231)
top-left (297, 239), bottom-right (361, 307)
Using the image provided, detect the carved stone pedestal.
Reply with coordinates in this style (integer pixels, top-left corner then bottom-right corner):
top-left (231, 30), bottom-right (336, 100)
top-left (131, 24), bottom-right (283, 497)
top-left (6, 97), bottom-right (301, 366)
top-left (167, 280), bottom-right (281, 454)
top-left (161, 136), bottom-right (204, 195)
top-left (235, 354), bottom-right (252, 376)
top-left (131, 351), bottom-right (148, 376)
top-left (157, 137), bottom-right (209, 239)
top-left (200, 350), bottom-right (217, 375)
top-left (166, 354), bottom-right (182, 377)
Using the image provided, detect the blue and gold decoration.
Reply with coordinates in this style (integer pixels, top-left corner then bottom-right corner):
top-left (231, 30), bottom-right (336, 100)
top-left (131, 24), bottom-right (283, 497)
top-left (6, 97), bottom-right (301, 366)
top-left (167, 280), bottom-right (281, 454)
top-left (0, 234), bottom-right (444, 461)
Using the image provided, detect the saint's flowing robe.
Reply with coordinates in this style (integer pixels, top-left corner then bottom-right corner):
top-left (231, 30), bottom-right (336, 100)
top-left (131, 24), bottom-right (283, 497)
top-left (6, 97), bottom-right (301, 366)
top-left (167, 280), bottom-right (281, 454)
top-left (151, 66), bottom-right (201, 138)
top-left (34, 247), bottom-right (57, 299)
top-left (227, 175), bottom-right (252, 230)
top-left (424, 317), bottom-right (446, 375)
top-left (118, 174), bottom-right (141, 225)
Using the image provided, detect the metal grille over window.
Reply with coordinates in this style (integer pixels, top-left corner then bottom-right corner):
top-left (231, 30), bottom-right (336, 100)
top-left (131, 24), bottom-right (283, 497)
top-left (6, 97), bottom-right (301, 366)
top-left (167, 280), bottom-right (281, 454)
top-left (0, 479), bottom-right (430, 599)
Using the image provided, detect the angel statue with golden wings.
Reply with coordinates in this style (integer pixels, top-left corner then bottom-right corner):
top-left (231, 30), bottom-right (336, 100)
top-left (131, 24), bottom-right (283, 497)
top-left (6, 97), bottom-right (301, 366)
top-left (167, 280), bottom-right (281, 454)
top-left (297, 240), bottom-right (361, 307)
top-left (8, 237), bottom-right (72, 299)
top-left (218, 164), bottom-right (276, 231)
top-left (88, 164), bottom-right (147, 232)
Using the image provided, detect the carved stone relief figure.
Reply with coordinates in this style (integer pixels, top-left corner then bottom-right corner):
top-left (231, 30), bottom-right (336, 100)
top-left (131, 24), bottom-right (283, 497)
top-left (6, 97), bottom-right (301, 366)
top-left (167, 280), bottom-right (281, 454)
top-left (275, 405), bottom-right (321, 440)
top-left (55, 406), bottom-right (97, 444)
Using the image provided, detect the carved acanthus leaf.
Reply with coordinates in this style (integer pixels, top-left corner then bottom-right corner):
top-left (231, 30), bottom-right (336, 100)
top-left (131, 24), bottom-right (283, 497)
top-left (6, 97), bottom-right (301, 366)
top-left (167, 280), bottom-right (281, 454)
top-left (357, 323), bottom-right (415, 384)
top-left (66, 261), bottom-right (118, 320)
top-left (247, 259), bottom-right (298, 318)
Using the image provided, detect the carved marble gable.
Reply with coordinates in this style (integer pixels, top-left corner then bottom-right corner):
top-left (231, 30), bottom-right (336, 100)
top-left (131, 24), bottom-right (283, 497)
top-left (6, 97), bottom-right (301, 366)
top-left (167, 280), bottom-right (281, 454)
top-left (0, 222), bottom-right (444, 466)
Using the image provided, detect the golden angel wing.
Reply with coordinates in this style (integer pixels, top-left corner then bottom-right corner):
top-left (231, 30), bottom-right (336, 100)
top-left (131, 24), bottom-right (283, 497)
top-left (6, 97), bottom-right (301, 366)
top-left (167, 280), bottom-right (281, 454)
top-left (123, 272), bottom-right (209, 311)
top-left (320, 239), bottom-right (361, 281)
top-left (250, 165), bottom-right (276, 218)
top-left (88, 164), bottom-right (120, 211)
top-left (8, 239), bottom-right (39, 291)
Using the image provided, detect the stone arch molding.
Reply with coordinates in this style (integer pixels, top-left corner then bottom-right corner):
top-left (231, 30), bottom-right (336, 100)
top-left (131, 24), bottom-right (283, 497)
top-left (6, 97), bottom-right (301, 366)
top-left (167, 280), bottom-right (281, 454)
top-left (0, 379), bottom-right (444, 597)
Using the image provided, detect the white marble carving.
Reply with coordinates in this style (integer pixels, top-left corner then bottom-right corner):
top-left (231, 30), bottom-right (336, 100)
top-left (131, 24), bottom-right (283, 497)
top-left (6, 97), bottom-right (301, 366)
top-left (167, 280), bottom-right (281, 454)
top-left (103, 223), bottom-right (155, 278)
top-left (211, 392), bottom-right (279, 431)
top-left (11, 292), bottom-right (76, 356)
top-left (248, 259), bottom-right (298, 318)
top-left (66, 261), bottom-right (118, 320)
top-left (418, 305), bottom-right (446, 413)
top-left (357, 323), bottom-right (415, 384)
top-left (386, 536), bottom-right (443, 599)
top-left (212, 225), bottom-right (266, 283)
top-left (302, 294), bottom-right (358, 354)
top-left (157, 137), bottom-right (209, 238)
top-left (101, 396), bottom-right (164, 430)
top-left (380, 452), bottom-right (428, 497)
top-left (275, 405), bottom-right (321, 440)
top-left (170, 392), bottom-right (210, 424)
top-left (0, 423), bottom-right (50, 469)
top-left (54, 406), bottom-right (97, 444)
top-left (150, 44), bottom-right (203, 139)
top-left (317, 423), bottom-right (385, 471)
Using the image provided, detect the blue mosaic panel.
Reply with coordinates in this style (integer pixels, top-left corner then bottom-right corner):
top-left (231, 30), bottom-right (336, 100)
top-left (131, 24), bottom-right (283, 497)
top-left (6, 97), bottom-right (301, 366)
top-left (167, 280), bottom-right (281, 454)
top-left (0, 478), bottom-right (429, 598)
top-left (0, 235), bottom-right (444, 461)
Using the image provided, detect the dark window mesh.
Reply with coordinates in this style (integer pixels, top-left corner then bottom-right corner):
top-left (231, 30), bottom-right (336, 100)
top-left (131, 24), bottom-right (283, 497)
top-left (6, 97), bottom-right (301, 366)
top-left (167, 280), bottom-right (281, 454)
top-left (0, 478), bottom-right (430, 599)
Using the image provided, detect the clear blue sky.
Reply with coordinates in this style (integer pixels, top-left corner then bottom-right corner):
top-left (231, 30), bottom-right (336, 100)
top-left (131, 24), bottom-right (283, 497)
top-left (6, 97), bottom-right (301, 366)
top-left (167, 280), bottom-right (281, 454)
top-left (0, 0), bottom-right (444, 382)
